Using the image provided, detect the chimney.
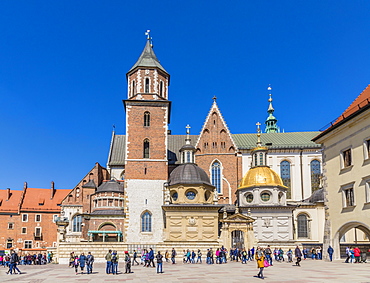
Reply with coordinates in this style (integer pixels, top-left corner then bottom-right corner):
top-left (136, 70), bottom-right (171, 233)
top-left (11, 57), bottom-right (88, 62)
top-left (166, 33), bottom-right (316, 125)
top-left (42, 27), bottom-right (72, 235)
top-left (24, 182), bottom-right (27, 190)
top-left (50, 181), bottom-right (55, 200)
top-left (6, 188), bottom-right (11, 201)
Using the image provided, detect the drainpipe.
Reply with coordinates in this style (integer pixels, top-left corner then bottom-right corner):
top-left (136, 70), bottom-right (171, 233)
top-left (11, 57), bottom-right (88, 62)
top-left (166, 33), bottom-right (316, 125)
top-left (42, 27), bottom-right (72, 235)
top-left (300, 148), bottom-right (304, 200)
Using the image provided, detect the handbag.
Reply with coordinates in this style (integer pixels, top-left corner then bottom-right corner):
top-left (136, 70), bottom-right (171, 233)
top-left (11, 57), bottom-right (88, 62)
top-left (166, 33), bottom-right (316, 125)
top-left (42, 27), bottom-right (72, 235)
top-left (263, 259), bottom-right (270, 267)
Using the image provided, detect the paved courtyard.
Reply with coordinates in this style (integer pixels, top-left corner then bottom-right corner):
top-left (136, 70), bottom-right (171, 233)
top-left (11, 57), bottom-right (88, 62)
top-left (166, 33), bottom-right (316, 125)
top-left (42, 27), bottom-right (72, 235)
top-left (1, 259), bottom-right (369, 282)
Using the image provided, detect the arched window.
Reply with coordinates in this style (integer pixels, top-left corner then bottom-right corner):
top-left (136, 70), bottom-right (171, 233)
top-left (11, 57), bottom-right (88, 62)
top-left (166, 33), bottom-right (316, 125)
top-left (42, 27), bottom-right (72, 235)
top-left (144, 111), bottom-right (150, 127)
top-left (141, 211), bottom-right (152, 232)
top-left (160, 81), bottom-right (164, 97)
top-left (186, 151), bottom-right (191, 163)
top-left (145, 78), bottom-right (150, 93)
top-left (259, 153), bottom-right (264, 166)
top-left (297, 214), bottom-right (308, 238)
top-left (72, 215), bottom-right (82, 232)
top-left (143, 139), bottom-right (150, 158)
top-left (211, 161), bottom-right (221, 194)
top-left (254, 154), bottom-right (257, 167)
top-left (310, 160), bottom-right (321, 192)
top-left (132, 80), bottom-right (136, 96)
top-left (280, 160), bottom-right (291, 199)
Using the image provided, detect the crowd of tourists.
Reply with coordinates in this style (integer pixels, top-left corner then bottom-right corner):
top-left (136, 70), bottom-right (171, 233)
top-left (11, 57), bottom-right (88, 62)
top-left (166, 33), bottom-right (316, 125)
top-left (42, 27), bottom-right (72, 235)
top-left (1, 251), bottom-right (53, 267)
top-left (63, 244), bottom-right (369, 277)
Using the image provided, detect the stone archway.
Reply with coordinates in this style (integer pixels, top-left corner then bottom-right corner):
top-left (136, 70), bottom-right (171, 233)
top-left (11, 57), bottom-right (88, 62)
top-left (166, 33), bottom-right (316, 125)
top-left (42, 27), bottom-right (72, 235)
top-left (333, 221), bottom-right (370, 260)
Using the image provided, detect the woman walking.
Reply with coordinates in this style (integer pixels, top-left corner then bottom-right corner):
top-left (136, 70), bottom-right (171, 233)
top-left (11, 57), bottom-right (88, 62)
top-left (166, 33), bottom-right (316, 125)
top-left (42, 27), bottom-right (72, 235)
top-left (255, 247), bottom-right (265, 279)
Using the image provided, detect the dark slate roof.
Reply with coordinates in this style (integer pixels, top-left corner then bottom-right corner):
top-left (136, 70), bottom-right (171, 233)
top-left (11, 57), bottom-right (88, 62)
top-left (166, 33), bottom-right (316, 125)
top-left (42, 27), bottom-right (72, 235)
top-left (108, 135), bottom-right (126, 166)
top-left (82, 179), bottom-right (96, 189)
top-left (303, 188), bottom-right (324, 203)
top-left (96, 180), bottom-right (124, 193)
top-left (233, 132), bottom-right (321, 149)
top-left (107, 132), bottom-right (321, 167)
top-left (90, 209), bottom-right (125, 215)
top-left (128, 40), bottom-right (167, 74)
top-left (168, 163), bottom-right (213, 186)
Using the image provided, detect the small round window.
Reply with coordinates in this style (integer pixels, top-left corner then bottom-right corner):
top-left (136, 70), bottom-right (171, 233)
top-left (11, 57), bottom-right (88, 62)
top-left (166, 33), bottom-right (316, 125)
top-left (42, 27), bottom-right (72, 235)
top-left (246, 193), bottom-right (253, 203)
top-left (172, 192), bottom-right (178, 201)
top-left (261, 192), bottom-right (271, 202)
top-left (186, 191), bottom-right (196, 200)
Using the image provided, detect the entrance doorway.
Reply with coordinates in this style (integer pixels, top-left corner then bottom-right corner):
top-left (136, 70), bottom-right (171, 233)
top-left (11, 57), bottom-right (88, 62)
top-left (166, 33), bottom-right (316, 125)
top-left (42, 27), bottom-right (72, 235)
top-left (231, 230), bottom-right (244, 249)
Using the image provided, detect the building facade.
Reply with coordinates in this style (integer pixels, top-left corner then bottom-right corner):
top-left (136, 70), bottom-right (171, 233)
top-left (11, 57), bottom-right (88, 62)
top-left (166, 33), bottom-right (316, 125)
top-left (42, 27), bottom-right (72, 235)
top-left (313, 85), bottom-right (370, 259)
top-left (0, 182), bottom-right (68, 251)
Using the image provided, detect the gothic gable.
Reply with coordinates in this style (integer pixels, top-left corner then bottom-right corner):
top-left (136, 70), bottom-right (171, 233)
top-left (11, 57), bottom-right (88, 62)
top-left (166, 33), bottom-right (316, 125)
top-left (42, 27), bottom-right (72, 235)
top-left (195, 100), bottom-right (237, 154)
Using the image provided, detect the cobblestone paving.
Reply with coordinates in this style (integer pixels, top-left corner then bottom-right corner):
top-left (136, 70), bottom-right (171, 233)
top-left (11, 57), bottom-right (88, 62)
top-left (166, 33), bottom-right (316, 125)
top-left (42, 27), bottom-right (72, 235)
top-left (1, 259), bottom-right (370, 282)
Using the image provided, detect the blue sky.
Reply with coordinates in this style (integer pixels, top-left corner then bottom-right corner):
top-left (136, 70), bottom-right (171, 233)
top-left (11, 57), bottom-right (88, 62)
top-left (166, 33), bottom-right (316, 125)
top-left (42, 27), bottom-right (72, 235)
top-left (1, 1), bottom-right (369, 190)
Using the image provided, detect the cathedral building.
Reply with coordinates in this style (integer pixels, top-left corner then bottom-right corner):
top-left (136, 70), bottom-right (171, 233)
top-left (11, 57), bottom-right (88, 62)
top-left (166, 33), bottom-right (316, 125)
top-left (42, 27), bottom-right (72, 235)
top-left (55, 35), bottom-right (325, 261)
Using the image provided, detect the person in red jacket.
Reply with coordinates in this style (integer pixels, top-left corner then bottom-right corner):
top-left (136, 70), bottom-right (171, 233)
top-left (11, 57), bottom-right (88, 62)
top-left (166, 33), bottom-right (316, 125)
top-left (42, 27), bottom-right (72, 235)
top-left (353, 247), bottom-right (361, 263)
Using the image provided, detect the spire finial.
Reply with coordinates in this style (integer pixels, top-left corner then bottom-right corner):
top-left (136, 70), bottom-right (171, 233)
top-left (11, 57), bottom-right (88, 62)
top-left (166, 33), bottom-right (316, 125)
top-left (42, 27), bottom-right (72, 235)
top-left (185, 124), bottom-right (191, 144)
top-left (145, 30), bottom-right (151, 40)
top-left (256, 122), bottom-right (262, 146)
top-left (268, 84), bottom-right (273, 102)
top-left (212, 96), bottom-right (217, 102)
top-left (145, 30), bottom-right (153, 47)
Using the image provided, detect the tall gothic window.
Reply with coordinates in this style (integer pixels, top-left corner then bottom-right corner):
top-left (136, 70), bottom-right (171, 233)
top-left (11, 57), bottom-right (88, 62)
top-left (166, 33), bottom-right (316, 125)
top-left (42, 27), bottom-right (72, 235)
top-left (145, 78), bottom-right (150, 93)
top-left (72, 215), bottom-right (82, 232)
top-left (310, 160), bottom-right (321, 192)
top-left (144, 111), bottom-right (150, 127)
top-left (141, 211), bottom-right (152, 232)
top-left (280, 160), bottom-right (291, 199)
top-left (132, 80), bottom-right (136, 96)
top-left (297, 214), bottom-right (308, 238)
top-left (211, 161), bottom-right (221, 194)
top-left (143, 139), bottom-right (150, 158)
top-left (160, 81), bottom-right (164, 97)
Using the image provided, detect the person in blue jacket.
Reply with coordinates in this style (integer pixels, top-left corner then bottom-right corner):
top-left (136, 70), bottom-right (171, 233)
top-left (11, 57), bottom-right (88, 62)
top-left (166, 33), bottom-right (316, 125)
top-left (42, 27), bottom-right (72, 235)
top-left (78, 253), bottom-right (87, 274)
top-left (148, 248), bottom-right (155, 267)
top-left (327, 246), bottom-right (334, 261)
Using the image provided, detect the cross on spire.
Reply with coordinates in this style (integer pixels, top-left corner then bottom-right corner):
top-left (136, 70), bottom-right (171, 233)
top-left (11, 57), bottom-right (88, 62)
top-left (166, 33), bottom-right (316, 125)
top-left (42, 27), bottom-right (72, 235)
top-left (186, 124), bottom-right (191, 135)
top-left (145, 30), bottom-right (151, 40)
top-left (256, 122), bottom-right (262, 146)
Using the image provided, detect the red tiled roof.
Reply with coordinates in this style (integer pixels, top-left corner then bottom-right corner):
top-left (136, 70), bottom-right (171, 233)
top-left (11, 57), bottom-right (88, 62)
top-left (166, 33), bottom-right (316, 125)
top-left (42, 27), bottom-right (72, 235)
top-left (0, 190), bottom-right (22, 213)
top-left (334, 84), bottom-right (370, 124)
top-left (21, 188), bottom-right (69, 212)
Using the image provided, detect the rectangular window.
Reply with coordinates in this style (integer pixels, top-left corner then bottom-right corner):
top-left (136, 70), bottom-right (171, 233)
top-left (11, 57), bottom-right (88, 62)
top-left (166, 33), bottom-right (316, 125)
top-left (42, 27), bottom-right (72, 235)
top-left (24, 240), bottom-right (32, 249)
top-left (22, 214), bottom-right (28, 222)
top-left (35, 227), bottom-right (42, 237)
top-left (365, 139), bottom-right (370, 160)
top-left (365, 179), bottom-right (370, 203)
top-left (22, 227), bottom-right (27, 234)
top-left (6, 239), bottom-right (13, 249)
top-left (342, 186), bottom-right (355, 207)
top-left (8, 223), bottom-right (14, 229)
top-left (35, 214), bottom-right (41, 222)
top-left (342, 149), bottom-right (352, 167)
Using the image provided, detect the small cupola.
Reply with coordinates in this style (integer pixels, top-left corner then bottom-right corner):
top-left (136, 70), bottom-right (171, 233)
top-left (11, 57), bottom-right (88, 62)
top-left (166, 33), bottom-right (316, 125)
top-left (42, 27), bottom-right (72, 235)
top-left (179, 125), bottom-right (196, 164)
top-left (251, 122), bottom-right (268, 168)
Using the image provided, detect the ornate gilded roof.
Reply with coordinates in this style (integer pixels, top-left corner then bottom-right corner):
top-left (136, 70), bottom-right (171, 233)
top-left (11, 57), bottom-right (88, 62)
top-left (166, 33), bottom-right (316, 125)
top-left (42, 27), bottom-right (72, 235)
top-left (238, 166), bottom-right (287, 189)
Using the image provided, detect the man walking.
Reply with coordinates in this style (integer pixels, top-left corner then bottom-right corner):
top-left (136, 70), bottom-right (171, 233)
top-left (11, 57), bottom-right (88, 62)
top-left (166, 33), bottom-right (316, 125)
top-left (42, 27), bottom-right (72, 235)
top-left (105, 249), bottom-right (112, 274)
top-left (327, 246), bottom-right (334, 261)
top-left (265, 245), bottom-right (272, 266)
top-left (86, 252), bottom-right (94, 274)
top-left (171, 248), bottom-right (176, 264)
top-left (8, 250), bottom-right (21, 275)
top-left (148, 248), bottom-right (155, 267)
top-left (124, 251), bottom-right (132, 273)
top-left (132, 250), bottom-right (139, 265)
top-left (295, 246), bottom-right (302, 266)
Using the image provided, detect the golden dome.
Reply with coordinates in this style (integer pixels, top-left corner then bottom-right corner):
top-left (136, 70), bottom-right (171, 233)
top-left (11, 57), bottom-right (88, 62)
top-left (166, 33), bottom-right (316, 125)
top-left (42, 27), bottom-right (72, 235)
top-left (239, 166), bottom-right (287, 189)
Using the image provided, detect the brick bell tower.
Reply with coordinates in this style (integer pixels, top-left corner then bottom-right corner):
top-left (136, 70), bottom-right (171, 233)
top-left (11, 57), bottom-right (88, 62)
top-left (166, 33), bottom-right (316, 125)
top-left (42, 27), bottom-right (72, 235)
top-left (123, 31), bottom-right (170, 243)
